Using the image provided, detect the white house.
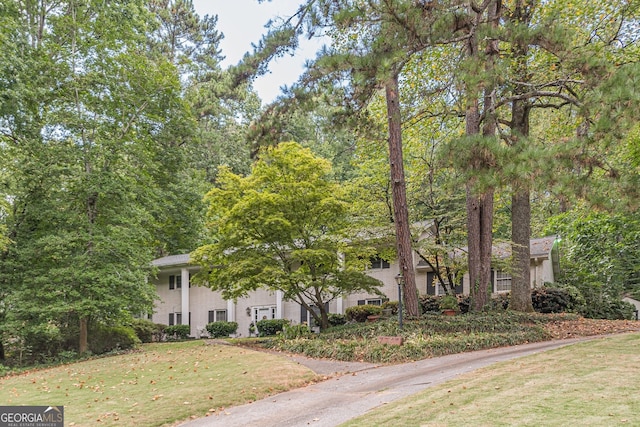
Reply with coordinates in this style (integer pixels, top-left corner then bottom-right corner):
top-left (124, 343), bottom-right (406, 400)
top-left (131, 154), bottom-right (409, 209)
top-left (149, 236), bottom-right (560, 337)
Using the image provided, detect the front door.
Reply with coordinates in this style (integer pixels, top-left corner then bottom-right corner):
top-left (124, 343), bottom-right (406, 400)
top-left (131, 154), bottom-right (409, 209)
top-left (253, 306), bottom-right (275, 322)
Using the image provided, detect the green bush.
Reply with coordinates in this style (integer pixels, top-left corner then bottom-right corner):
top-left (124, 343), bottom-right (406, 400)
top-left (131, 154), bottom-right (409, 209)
top-left (256, 319), bottom-right (290, 336)
top-left (531, 287), bottom-right (578, 313)
top-left (164, 324), bottom-right (191, 340)
top-left (345, 305), bottom-right (382, 322)
top-left (439, 295), bottom-right (459, 310)
top-left (206, 321), bottom-right (238, 338)
top-left (281, 323), bottom-right (313, 340)
top-left (88, 325), bottom-right (140, 354)
top-left (580, 295), bottom-right (635, 320)
top-left (328, 313), bottom-right (347, 327)
top-left (381, 301), bottom-right (399, 315)
top-left (128, 318), bottom-right (157, 343)
top-left (22, 323), bottom-right (64, 364)
top-left (418, 295), bottom-right (440, 313)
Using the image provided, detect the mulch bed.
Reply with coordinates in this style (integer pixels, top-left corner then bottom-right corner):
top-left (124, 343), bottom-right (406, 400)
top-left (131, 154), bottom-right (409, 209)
top-left (543, 316), bottom-right (640, 339)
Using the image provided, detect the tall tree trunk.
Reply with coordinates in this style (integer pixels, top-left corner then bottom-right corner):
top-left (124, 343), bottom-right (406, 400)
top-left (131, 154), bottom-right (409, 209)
top-left (511, 190), bottom-right (533, 310)
top-left (385, 73), bottom-right (419, 317)
top-left (508, 0), bottom-right (534, 312)
top-left (465, 99), bottom-right (485, 309)
top-left (466, 0), bottom-right (499, 311)
top-left (79, 316), bottom-right (88, 354)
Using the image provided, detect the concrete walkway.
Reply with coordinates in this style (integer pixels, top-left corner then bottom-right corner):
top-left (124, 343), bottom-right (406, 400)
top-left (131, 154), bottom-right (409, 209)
top-left (180, 337), bottom-right (594, 427)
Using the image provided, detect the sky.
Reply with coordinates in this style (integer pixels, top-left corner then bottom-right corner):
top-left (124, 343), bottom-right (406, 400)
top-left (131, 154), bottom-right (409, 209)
top-left (192, 0), bottom-right (326, 104)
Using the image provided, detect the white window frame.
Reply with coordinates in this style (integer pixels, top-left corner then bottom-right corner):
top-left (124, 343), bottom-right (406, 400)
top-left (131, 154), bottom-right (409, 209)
top-left (495, 271), bottom-right (512, 293)
top-left (208, 309), bottom-right (228, 323)
top-left (253, 306), bottom-right (277, 322)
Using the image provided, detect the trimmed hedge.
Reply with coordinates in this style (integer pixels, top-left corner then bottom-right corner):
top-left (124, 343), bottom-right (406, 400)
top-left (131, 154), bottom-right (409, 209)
top-left (206, 321), bottom-right (238, 338)
top-left (256, 319), bottom-right (290, 336)
top-left (164, 324), bottom-right (190, 340)
top-left (128, 318), bottom-right (163, 343)
top-left (328, 313), bottom-right (347, 327)
top-left (88, 325), bottom-right (140, 354)
top-left (531, 287), bottom-right (578, 313)
top-left (345, 304), bottom-right (382, 322)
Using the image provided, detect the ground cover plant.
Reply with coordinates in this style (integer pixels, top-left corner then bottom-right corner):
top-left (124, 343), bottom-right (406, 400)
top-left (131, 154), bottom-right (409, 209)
top-left (0, 340), bottom-right (317, 427)
top-left (259, 312), bottom-right (553, 363)
top-left (257, 312), bottom-right (640, 363)
top-left (340, 332), bottom-right (640, 426)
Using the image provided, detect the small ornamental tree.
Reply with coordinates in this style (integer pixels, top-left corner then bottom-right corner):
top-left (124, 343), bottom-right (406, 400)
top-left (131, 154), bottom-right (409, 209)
top-left (192, 142), bottom-right (383, 330)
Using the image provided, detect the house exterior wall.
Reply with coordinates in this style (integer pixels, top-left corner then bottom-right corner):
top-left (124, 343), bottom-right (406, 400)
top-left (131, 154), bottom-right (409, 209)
top-left (150, 239), bottom-right (558, 336)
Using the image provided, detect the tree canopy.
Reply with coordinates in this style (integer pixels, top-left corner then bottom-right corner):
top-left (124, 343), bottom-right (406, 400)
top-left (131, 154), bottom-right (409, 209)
top-left (191, 142), bottom-right (383, 330)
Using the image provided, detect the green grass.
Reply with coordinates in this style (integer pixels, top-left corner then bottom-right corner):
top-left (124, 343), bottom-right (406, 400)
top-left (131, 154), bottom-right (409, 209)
top-left (0, 340), bottom-right (317, 427)
top-left (340, 332), bottom-right (640, 426)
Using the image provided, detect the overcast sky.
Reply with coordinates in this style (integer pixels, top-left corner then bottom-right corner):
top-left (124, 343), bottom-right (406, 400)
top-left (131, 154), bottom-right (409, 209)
top-left (192, 0), bottom-right (325, 104)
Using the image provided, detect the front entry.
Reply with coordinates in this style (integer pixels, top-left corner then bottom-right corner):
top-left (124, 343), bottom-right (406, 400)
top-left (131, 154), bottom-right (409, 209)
top-left (253, 306), bottom-right (276, 322)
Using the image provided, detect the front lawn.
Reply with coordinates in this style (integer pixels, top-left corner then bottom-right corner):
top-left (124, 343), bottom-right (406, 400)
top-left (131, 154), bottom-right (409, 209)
top-left (0, 340), bottom-right (317, 427)
top-left (342, 332), bottom-right (640, 426)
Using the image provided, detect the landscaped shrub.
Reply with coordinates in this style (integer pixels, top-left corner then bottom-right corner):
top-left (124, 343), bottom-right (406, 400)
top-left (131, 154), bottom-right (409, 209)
top-left (22, 323), bottom-right (65, 364)
top-left (164, 324), bottom-right (191, 340)
top-left (206, 321), bottom-right (238, 338)
top-left (88, 325), bottom-right (140, 354)
top-left (532, 287), bottom-right (579, 313)
top-left (418, 295), bottom-right (440, 313)
top-left (345, 304), bottom-right (382, 322)
top-left (328, 313), bottom-right (347, 327)
top-left (256, 319), bottom-right (290, 336)
top-left (280, 323), bottom-right (313, 339)
top-left (381, 300), bottom-right (399, 315)
top-left (489, 293), bottom-right (510, 311)
top-left (128, 318), bottom-right (158, 343)
top-left (2, 322), bottom-right (65, 366)
top-left (580, 295), bottom-right (635, 320)
top-left (457, 295), bottom-right (471, 313)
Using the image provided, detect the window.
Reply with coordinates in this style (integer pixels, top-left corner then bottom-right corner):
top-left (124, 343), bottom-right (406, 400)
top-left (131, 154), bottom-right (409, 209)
top-left (168, 313), bottom-right (174, 326)
top-left (176, 312), bottom-right (182, 324)
top-left (370, 256), bottom-right (390, 269)
top-left (169, 274), bottom-right (182, 290)
top-left (208, 310), bottom-right (227, 323)
top-left (357, 298), bottom-right (383, 306)
top-left (495, 271), bottom-right (512, 292)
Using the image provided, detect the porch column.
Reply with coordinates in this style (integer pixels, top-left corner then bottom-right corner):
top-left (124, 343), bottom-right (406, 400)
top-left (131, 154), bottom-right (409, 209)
top-left (337, 252), bottom-right (345, 314)
top-left (227, 299), bottom-right (235, 321)
top-left (276, 290), bottom-right (283, 319)
top-left (181, 267), bottom-right (190, 328)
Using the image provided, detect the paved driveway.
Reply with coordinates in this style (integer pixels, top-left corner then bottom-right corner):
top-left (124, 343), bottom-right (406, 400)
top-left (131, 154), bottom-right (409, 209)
top-left (180, 337), bottom-right (593, 427)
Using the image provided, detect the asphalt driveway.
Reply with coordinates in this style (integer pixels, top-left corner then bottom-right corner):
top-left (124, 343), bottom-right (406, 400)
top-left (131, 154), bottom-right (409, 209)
top-left (180, 337), bottom-right (593, 427)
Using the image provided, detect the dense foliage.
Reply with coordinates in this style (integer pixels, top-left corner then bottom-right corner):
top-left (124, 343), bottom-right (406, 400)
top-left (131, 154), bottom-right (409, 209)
top-left (191, 142), bottom-right (384, 331)
top-left (0, 0), bottom-right (638, 367)
top-left (206, 321), bottom-right (239, 338)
